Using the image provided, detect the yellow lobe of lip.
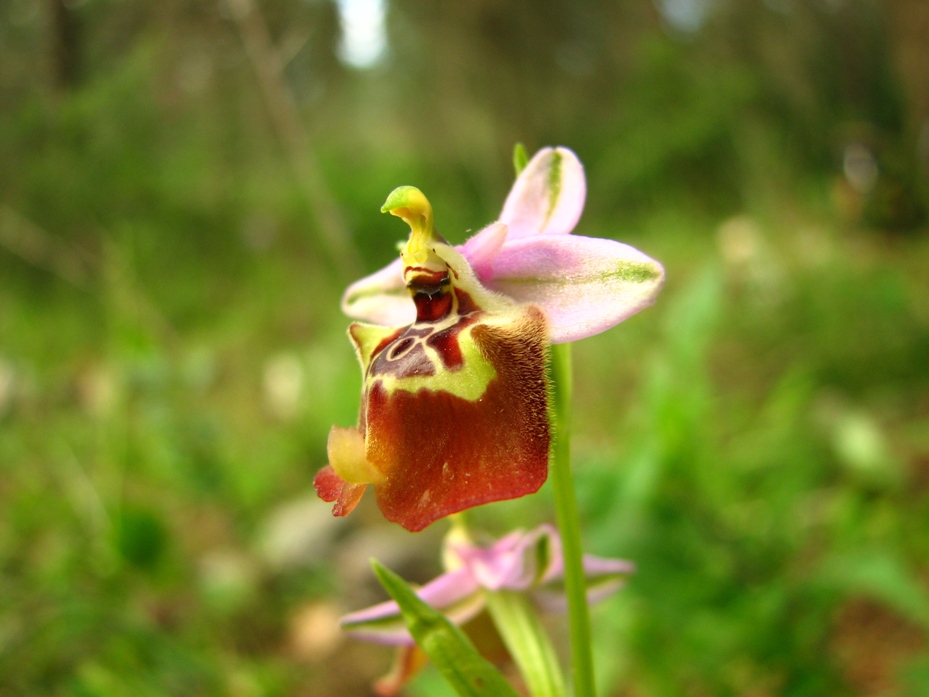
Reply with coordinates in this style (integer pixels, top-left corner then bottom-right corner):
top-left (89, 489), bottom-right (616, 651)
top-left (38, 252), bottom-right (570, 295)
top-left (327, 425), bottom-right (384, 485)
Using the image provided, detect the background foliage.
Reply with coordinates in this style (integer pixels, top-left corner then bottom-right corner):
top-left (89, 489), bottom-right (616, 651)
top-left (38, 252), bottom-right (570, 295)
top-left (2, 0), bottom-right (929, 695)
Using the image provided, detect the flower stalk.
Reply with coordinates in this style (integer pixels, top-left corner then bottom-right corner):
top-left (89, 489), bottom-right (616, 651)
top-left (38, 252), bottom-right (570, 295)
top-left (550, 342), bottom-right (596, 697)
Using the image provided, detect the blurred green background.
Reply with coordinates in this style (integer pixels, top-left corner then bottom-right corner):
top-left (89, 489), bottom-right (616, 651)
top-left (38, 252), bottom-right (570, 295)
top-left (2, 0), bottom-right (929, 695)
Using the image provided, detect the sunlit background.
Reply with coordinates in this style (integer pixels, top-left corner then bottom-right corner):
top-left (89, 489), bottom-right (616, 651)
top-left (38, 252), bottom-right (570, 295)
top-left (2, 0), bottom-right (929, 695)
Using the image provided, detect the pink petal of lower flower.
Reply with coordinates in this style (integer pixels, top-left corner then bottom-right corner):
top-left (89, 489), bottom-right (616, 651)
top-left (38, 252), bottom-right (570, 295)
top-left (340, 568), bottom-right (483, 645)
top-left (487, 234), bottom-right (665, 344)
top-left (535, 555), bottom-right (635, 611)
top-left (453, 525), bottom-right (562, 591)
top-left (499, 147), bottom-right (586, 238)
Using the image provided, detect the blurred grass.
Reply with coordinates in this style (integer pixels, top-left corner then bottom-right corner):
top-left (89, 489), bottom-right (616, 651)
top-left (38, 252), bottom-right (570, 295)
top-left (2, 5), bottom-right (929, 696)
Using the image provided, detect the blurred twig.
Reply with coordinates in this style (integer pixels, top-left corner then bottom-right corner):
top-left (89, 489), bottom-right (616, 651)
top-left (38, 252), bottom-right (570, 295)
top-left (0, 205), bottom-right (95, 289)
top-left (58, 445), bottom-right (113, 542)
top-left (47, 0), bottom-right (81, 93)
top-left (98, 234), bottom-right (179, 346)
top-left (223, 0), bottom-right (362, 277)
top-left (0, 206), bottom-right (178, 345)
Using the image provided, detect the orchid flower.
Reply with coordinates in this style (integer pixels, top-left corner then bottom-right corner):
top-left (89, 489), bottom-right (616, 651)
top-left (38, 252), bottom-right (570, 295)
top-left (341, 524), bottom-right (633, 644)
top-left (315, 147), bottom-right (664, 531)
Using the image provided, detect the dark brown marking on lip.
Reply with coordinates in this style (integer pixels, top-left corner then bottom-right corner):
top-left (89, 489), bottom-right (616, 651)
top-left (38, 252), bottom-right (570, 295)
top-left (426, 314), bottom-right (480, 370)
top-left (388, 337), bottom-right (415, 359)
top-left (454, 288), bottom-right (480, 316)
top-left (406, 268), bottom-right (449, 296)
top-left (370, 336), bottom-right (435, 378)
top-left (413, 290), bottom-right (453, 322)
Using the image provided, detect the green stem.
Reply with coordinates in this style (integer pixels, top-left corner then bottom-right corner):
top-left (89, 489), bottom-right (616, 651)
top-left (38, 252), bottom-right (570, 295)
top-left (550, 342), bottom-right (595, 697)
top-left (485, 591), bottom-right (566, 697)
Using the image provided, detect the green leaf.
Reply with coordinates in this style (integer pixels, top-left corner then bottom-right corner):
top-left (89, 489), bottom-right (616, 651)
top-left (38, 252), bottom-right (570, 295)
top-left (486, 591), bottom-right (567, 697)
top-left (372, 560), bottom-right (522, 697)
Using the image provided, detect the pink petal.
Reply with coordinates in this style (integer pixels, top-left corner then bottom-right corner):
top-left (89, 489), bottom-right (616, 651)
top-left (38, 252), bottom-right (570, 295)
top-left (535, 554), bottom-right (635, 612)
top-left (487, 234), bottom-right (665, 344)
top-left (454, 530), bottom-right (533, 591)
top-left (460, 222), bottom-right (507, 282)
top-left (453, 525), bottom-right (562, 591)
top-left (499, 147), bottom-right (586, 239)
top-left (341, 257), bottom-right (414, 327)
top-left (340, 568), bottom-right (483, 645)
